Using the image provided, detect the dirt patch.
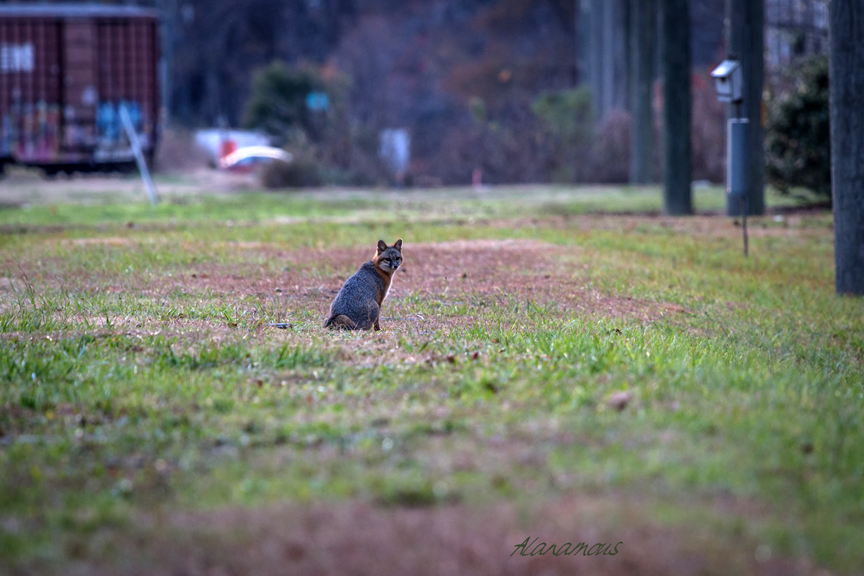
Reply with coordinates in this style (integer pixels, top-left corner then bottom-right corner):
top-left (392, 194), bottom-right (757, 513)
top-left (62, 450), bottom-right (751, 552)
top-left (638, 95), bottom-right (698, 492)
top-left (0, 277), bottom-right (26, 292)
top-left (2, 239), bottom-right (689, 363)
top-left (399, 239), bottom-right (683, 321)
top-left (237, 238), bottom-right (681, 324)
top-left (239, 239), bottom-right (688, 367)
top-left (78, 497), bottom-right (820, 576)
top-left (64, 237), bottom-right (131, 246)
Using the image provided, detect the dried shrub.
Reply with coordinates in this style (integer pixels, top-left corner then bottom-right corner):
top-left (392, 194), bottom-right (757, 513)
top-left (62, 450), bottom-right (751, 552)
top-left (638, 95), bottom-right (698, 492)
top-left (429, 112), bottom-right (546, 185)
top-left (587, 110), bottom-right (631, 183)
top-left (260, 157), bottom-right (323, 189)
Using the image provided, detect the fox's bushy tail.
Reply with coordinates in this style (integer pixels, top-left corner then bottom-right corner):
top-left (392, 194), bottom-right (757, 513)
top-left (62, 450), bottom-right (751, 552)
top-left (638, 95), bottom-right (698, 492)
top-left (324, 314), bottom-right (357, 330)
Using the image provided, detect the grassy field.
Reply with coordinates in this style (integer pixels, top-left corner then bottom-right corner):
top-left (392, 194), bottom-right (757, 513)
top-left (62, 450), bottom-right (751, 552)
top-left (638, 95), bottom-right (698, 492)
top-left (0, 180), bottom-right (861, 575)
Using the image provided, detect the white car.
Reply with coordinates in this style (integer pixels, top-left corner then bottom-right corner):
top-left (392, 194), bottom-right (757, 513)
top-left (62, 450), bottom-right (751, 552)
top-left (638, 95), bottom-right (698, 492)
top-left (218, 146), bottom-right (292, 172)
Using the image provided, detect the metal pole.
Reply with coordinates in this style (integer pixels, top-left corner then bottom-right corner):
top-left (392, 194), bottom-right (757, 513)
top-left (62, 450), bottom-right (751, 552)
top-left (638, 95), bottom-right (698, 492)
top-left (728, 117), bottom-right (749, 255)
top-left (120, 104), bottom-right (159, 206)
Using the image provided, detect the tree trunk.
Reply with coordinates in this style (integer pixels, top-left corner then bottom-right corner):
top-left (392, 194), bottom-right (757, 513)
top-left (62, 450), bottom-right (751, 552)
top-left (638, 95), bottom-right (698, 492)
top-left (726, 0), bottom-right (765, 216)
top-left (629, 0), bottom-right (656, 184)
top-left (586, 0), bottom-right (629, 120)
top-left (588, 0), bottom-right (605, 118)
top-left (602, 0), bottom-right (616, 116)
top-left (830, 0), bottom-right (864, 295)
top-left (661, 0), bottom-right (692, 215)
top-left (575, 0), bottom-right (582, 85)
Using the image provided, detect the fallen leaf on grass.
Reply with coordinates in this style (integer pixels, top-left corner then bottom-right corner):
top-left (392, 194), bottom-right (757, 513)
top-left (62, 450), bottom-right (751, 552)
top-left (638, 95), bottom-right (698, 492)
top-left (607, 391), bottom-right (633, 411)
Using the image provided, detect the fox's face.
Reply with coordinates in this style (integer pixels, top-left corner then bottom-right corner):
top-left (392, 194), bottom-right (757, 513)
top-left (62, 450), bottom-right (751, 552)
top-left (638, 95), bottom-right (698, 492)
top-left (374, 239), bottom-right (403, 273)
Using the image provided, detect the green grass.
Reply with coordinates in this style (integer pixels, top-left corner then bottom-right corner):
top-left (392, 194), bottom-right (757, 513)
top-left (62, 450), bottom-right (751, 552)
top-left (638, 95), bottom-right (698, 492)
top-left (0, 185), bottom-right (860, 574)
top-left (0, 183), bottom-right (804, 228)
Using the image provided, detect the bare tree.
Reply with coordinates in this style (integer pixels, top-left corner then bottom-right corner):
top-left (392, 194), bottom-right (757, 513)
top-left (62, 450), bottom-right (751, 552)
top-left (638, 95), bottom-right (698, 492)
top-left (661, 0), bottom-right (692, 214)
top-left (586, 0), bottom-right (629, 120)
top-left (830, 0), bottom-right (864, 295)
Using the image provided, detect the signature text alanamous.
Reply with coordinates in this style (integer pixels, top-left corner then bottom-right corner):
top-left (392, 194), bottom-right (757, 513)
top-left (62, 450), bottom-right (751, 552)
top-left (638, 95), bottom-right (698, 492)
top-left (511, 537), bottom-right (623, 558)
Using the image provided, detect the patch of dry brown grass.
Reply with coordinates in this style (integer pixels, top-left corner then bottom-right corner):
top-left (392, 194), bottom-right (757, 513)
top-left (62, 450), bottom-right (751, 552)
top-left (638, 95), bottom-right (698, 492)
top-left (71, 496), bottom-right (823, 576)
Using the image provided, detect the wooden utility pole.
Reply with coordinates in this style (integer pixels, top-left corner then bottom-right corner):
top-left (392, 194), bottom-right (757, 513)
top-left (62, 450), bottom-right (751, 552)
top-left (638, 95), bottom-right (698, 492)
top-left (661, 0), bottom-right (692, 215)
top-left (726, 0), bottom-right (765, 216)
top-left (830, 0), bottom-right (864, 295)
top-left (629, 0), bottom-right (656, 184)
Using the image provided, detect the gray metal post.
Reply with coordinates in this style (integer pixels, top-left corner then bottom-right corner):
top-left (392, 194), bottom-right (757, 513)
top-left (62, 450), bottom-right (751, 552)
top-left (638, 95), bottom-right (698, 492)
top-left (727, 118), bottom-right (749, 214)
top-left (728, 118), bottom-right (749, 255)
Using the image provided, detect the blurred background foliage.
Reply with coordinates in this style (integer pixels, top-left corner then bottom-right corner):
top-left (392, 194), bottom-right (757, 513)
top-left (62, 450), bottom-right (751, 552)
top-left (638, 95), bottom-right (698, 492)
top-left (161, 0), bottom-right (726, 187)
top-left (147, 0), bottom-right (828, 193)
top-left (242, 62), bottom-right (329, 145)
top-left (765, 55), bottom-right (831, 201)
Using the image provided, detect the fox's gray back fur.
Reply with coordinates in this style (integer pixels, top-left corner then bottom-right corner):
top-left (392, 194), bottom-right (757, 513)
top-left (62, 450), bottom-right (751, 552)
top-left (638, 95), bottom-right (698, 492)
top-left (324, 261), bottom-right (386, 331)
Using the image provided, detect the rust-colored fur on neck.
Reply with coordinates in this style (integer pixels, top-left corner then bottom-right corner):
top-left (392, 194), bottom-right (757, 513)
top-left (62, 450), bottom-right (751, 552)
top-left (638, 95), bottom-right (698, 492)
top-left (371, 252), bottom-right (394, 305)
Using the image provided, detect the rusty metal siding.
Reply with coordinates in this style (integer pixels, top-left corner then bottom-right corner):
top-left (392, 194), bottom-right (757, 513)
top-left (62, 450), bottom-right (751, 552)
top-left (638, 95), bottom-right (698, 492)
top-left (0, 17), bottom-right (63, 161)
top-left (0, 8), bottom-right (159, 167)
top-left (63, 19), bottom-right (97, 156)
top-left (95, 18), bottom-right (159, 152)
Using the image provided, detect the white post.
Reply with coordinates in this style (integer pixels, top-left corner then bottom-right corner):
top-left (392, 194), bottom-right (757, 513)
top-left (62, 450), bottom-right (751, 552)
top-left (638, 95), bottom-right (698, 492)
top-left (119, 105), bottom-right (159, 206)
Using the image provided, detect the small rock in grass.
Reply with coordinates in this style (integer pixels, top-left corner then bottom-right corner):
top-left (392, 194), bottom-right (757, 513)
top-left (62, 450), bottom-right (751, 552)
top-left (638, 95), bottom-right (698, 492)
top-left (607, 391), bottom-right (633, 411)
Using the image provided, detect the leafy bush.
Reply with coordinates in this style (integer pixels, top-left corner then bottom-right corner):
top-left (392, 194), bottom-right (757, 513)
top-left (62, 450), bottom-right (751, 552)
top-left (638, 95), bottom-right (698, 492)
top-left (765, 55), bottom-right (830, 199)
top-left (243, 61), bottom-right (387, 186)
top-left (532, 87), bottom-right (594, 145)
top-left (532, 87), bottom-right (594, 182)
top-left (242, 61), bottom-right (329, 144)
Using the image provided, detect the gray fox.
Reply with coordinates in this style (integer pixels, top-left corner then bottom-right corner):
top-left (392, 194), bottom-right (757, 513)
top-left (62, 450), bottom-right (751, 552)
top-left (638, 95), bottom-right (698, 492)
top-left (324, 239), bottom-right (403, 331)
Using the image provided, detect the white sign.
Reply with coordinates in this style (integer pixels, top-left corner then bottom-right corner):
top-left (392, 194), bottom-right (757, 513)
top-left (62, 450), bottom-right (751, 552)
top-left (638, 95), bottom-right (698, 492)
top-left (379, 128), bottom-right (410, 174)
top-left (1, 43), bottom-right (34, 73)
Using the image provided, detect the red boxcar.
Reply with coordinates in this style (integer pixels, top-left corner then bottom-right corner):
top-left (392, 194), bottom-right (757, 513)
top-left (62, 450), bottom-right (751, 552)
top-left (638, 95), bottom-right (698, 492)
top-left (0, 4), bottom-right (159, 176)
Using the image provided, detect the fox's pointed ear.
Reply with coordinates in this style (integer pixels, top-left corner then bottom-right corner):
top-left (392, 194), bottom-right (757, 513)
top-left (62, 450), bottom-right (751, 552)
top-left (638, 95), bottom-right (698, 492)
top-left (377, 240), bottom-right (387, 253)
top-left (394, 238), bottom-right (403, 251)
